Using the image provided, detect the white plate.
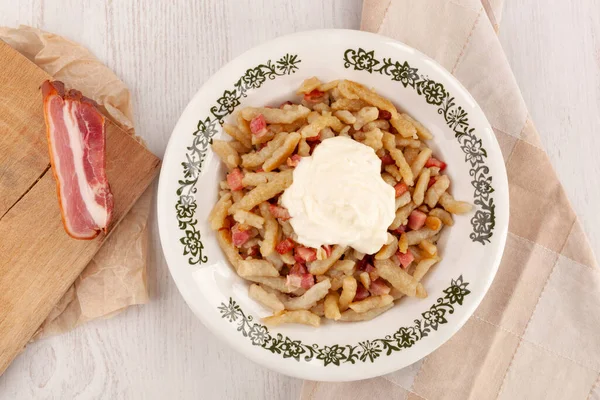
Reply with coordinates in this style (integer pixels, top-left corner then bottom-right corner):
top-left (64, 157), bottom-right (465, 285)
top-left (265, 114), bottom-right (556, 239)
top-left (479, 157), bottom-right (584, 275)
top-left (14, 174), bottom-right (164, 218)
top-left (157, 29), bottom-right (508, 382)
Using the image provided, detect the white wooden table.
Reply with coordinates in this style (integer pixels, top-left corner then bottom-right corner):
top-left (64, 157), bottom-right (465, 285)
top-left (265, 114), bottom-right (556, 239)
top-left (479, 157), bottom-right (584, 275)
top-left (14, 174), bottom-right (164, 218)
top-left (1, 1), bottom-right (598, 399)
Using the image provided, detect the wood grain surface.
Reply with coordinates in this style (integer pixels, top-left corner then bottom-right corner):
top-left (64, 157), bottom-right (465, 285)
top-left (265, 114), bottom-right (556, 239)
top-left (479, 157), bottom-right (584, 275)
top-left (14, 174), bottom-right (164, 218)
top-left (0, 1), bottom-right (598, 399)
top-left (0, 42), bottom-right (161, 376)
top-left (0, 41), bottom-right (51, 217)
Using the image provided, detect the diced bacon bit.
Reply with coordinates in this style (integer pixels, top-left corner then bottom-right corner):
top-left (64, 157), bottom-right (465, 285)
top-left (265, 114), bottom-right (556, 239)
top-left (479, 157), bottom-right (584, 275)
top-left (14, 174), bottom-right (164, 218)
top-left (369, 279), bottom-right (391, 295)
top-left (354, 284), bottom-right (370, 301)
top-left (397, 250), bottom-right (415, 268)
top-left (250, 114), bottom-right (267, 135)
top-left (392, 225), bottom-right (407, 235)
top-left (364, 263), bottom-right (379, 281)
top-left (256, 167), bottom-right (264, 172)
top-left (357, 255), bottom-right (374, 271)
top-left (428, 176), bottom-right (437, 188)
top-left (305, 132), bottom-right (321, 142)
top-left (287, 154), bottom-right (302, 167)
top-left (408, 210), bottom-right (427, 230)
top-left (380, 154), bottom-right (395, 166)
top-left (356, 259), bottom-right (367, 271)
top-left (300, 274), bottom-right (315, 289)
top-left (231, 223), bottom-right (252, 247)
top-left (295, 246), bottom-right (317, 263)
top-left (42, 80), bottom-right (114, 239)
top-left (300, 274), bottom-right (315, 290)
top-left (322, 245), bottom-right (332, 258)
top-left (279, 101), bottom-right (293, 109)
top-left (276, 238), bottom-right (295, 254)
top-left (425, 157), bottom-right (447, 171)
top-left (378, 109), bottom-right (392, 120)
top-left (227, 168), bottom-right (244, 191)
top-left (394, 182), bottom-right (408, 197)
top-left (303, 89), bottom-right (325, 102)
top-left (289, 262), bottom-right (308, 275)
top-left (269, 204), bottom-right (291, 220)
top-left (287, 263), bottom-right (314, 289)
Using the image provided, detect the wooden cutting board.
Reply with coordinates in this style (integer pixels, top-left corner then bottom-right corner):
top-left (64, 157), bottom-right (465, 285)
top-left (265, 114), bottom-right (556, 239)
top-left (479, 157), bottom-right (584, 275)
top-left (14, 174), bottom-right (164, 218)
top-left (0, 40), bottom-right (161, 374)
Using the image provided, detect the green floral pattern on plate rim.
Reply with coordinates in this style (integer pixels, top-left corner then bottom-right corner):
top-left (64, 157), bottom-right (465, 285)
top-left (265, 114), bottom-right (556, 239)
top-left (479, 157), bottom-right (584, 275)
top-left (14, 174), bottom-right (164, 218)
top-left (175, 54), bottom-right (300, 264)
top-left (343, 48), bottom-right (495, 245)
top-left (174, 48), bottom-right (496, 265)
top-left (219, 276), bottom-right (470, 366)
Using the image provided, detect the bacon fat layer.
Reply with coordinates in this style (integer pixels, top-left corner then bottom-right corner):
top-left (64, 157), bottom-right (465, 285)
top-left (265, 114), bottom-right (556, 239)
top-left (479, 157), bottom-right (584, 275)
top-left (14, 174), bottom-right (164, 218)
top-left (42, 80), bottom-right (114, 239)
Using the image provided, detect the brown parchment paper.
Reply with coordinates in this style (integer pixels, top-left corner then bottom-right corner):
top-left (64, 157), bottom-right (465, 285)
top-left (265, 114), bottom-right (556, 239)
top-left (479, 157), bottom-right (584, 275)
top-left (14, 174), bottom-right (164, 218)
top-left (0, 25), bottom-right (150, 340)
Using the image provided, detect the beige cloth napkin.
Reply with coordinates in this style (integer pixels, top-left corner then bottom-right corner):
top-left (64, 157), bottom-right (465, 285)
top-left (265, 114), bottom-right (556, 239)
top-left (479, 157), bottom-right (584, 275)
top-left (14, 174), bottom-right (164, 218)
top-left (302, 1), bottom-right (600, 399)
top-left (0, 26), bottom-right (150, 339)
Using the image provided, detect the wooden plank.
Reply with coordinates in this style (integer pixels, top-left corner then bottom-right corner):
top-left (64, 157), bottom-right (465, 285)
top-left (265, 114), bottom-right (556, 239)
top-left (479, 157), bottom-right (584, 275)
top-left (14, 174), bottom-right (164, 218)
top-left (0, 122), bottom-right (160, 374)
top-left (0, 39), bottom-right (161, 375)
top-left (0, 40), bottom-right (53, 217)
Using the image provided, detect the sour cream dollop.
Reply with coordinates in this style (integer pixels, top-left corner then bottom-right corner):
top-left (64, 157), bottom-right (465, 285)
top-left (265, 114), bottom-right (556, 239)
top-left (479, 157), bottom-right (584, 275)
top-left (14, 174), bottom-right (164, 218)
top-left (281, 136), bottom-right (396, 254)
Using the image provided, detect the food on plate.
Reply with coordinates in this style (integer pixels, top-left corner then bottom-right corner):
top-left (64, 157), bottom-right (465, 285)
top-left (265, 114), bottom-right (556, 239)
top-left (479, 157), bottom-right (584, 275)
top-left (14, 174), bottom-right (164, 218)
top-left (209, 78), bottom-right (472, 326)
top-left (42, 80), bottom-right (114, 239)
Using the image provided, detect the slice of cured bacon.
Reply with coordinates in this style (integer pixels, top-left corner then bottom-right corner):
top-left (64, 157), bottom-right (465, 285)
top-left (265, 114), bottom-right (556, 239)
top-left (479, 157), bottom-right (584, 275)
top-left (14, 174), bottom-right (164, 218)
top-left (42, 80), bottom-right (114, 239)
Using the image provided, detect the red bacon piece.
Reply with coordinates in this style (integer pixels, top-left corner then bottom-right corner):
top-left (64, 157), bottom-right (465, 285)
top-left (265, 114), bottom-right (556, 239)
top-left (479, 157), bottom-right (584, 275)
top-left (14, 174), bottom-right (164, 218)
top-left (380, 154), bottom-right (395, 166)
top-left (227, 168), bottom-right (244, 191)
top-left (42, 80), bottom-right (114, 239)
top-left (408, 210), bottom-right (427, 230)
top-left (287, 263), bottom-right (314, 289)
top-left (269, 204), bottom-right (291, 220)
top-left (369, 279), bottom-right (391, 296)
top-left (303, 89), bottom-right (325, 102)
top-left (397, 251), bottom-right (415, 268)
top-left (425, 157), bottom-right (447, 171)
top-left (276, 238), bottom-right (295, 254)
top-left (354, 284), bottom-right (370, 301)
top-left (394, 182), bottom-right (408, 197)
top-left (357, 255), bottom-right (374, 271)
top-left (295, 246), bottom-right (317, 263)
top-left (250, 114), bottom-right (267, 135)
top-left (300, 274), bottom-right (315, 289)
top-left (231, 224), bottom-right (252, 247)
top-left (289, 263), bottom-right (308, 275)
top-left (392, 225), bottom-right (407, 235)
top-left (378, 109), bottom-right (392, 120)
